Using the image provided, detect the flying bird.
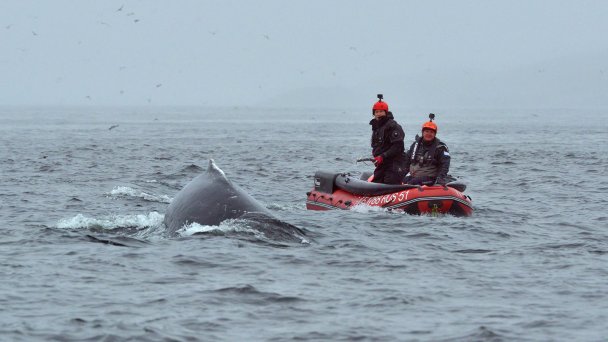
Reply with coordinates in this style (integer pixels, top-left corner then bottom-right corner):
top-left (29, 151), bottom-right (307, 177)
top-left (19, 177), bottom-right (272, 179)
top-left (134, 19), bottom-right (140, 23)
top-left (108, 125), bottom-right (119, 130)
top-left (32, 31), bottom-right (38, 36)
top-left (116, 5), bottom-right (124, 12)
top-left (5, 24), bottom-right (12, 30)
top-left (155, 83), bottom-right (162, 88)
top-left (263, 34), bottom-right (270, 40)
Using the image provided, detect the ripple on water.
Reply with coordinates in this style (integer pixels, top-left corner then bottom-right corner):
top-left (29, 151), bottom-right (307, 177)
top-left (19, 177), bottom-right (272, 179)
top-left (211, 284), bottom-right (305, 304)
top-left (435, 326), bottom-right (513, 342)
top-left (2, 108), bottom-right (607, 340)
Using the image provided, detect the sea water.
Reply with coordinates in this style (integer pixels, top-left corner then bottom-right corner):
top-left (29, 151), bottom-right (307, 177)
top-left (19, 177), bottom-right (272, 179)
top-left (1, 106), bottom-right (607, 341)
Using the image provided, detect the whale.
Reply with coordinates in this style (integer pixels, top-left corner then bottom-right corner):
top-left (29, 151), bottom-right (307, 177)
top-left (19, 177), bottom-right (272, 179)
top-left (164, 160), bottom-right (306, 240)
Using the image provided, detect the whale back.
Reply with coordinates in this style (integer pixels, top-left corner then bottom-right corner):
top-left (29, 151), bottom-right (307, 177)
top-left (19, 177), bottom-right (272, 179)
top-left (164, 160), bottom-right (271, 234)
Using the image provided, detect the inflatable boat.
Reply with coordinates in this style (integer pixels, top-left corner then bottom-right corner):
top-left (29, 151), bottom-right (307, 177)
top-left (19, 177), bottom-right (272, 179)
top-left (306, 171), bottom-right (473, 216)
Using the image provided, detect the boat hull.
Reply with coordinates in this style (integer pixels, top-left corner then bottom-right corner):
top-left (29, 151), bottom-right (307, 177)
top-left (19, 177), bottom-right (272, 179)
top-left (306, 185), bottom-right (473, 216)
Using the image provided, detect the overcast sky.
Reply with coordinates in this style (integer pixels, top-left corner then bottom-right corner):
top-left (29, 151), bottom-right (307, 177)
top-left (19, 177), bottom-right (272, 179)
top-left (1, 0), bottom-right (607, 108)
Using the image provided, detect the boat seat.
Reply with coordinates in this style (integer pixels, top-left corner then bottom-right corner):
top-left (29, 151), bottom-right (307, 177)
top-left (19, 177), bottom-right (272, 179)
top-left (335, 174), bottom-right (418, 196)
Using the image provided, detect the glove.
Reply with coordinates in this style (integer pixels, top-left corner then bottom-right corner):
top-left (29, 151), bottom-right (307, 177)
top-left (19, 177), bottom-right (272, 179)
top-left (373, 155), bottom-right (383, 166)
top-left (435, 177), bottom-right (446, 186)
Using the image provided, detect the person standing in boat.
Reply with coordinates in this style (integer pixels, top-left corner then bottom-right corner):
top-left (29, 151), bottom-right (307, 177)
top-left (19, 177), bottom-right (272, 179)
top-left (369, 94), bottom-right (407, 185)
top-left (402, 114), bottom-right (451, 186)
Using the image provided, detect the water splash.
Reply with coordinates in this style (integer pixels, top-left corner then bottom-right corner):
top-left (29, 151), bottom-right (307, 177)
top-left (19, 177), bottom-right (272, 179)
top-left (350, 203), bottom-right (390, 213)
top-left (56, 212), bottom-right (167, 240)
top-left (176, 219), bottom-right (265, 238)
top-left (176, 218), bottom-right (310, 244)
top-left (57, 212), bottom-right (165, 230)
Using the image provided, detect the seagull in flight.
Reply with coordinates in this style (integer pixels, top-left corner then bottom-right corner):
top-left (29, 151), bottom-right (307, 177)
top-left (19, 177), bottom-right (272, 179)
top-left (108, 124), bottom-right (119, 130)
top-left (116, 5), bottom-right (124, 12)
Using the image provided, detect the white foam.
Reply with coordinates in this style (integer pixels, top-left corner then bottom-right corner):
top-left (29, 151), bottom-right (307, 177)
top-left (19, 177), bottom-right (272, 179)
top-left (176, 219), bottom-right (264, 238)
top-left (350, 203), bottom-right (390, 213)
top-left (57, 211), bottom-right (165, 230)
top-left (265, 202), bottom-right (299, 211)
top-left (108, 186), bottom-right (172, 203)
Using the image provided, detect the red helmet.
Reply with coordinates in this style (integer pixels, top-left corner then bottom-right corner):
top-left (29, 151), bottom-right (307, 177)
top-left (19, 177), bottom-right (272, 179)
top-left (372, 101), bottom-right (388, 112)
top-left (422, 121), bottom-right (438, 133)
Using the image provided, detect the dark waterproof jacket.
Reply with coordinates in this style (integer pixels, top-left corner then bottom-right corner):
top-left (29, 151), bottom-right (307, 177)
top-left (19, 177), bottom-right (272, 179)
top-left (404, 136), bottom-right (450, 183)
top-left (369, 112), bottom-right (407, 183)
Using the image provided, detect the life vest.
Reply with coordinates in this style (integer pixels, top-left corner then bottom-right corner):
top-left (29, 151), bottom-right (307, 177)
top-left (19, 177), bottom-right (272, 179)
top-left (408, 136), bottom-right (446, 177)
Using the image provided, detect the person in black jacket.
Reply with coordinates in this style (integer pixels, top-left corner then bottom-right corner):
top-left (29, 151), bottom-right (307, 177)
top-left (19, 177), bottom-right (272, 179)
top-left (369, 95), bottom-right (407, 184)
top-left (403, 114), bottom-right (451, 186)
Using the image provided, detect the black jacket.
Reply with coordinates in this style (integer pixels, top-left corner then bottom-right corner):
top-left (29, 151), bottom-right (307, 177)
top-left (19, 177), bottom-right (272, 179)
top-left (404, 136), bottom-right (450, 182)
top-left (369, 112), bottom-right (406, 164)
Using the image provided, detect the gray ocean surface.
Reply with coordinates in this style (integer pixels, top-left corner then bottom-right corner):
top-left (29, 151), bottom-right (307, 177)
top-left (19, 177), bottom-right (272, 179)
top-left (1, 106), bottom-right (607, 341)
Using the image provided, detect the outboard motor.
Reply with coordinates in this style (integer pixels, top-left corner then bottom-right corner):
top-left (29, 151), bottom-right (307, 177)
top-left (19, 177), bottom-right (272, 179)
top-left (313, 171), bottom-right (339, 194)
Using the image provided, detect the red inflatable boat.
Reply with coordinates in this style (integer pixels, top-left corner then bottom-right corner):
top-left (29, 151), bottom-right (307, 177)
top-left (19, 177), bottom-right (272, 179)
top-left (306, 171), bottom-right (473, 216)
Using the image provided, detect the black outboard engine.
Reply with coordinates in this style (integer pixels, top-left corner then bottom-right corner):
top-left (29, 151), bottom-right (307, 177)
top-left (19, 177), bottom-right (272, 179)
top-left (313, 171), bottom-right (339, 194)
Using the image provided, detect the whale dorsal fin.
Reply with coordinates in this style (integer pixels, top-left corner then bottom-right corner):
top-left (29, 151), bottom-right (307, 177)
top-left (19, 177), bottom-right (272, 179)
top-left (206, 159), bottom-right (229, 181)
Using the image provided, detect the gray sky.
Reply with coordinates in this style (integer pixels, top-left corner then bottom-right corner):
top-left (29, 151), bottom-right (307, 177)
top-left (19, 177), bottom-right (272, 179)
top-left (1, 0), bottom-right (607, 108)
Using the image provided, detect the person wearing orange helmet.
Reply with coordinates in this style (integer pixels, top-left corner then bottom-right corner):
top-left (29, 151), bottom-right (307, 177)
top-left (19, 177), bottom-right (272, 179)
top-left (402, 113), bottom-right (451, 186)
top-left (369, 94), bottom-right (407, 184)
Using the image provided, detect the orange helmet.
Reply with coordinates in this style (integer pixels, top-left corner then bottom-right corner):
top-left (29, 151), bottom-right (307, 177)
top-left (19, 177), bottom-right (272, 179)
top-left (372, 94), bottom-right (388, 113)
top-left (422, 121), bottom-right (438, 132)
top-left (372, 101), bottom-right (388, 112)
